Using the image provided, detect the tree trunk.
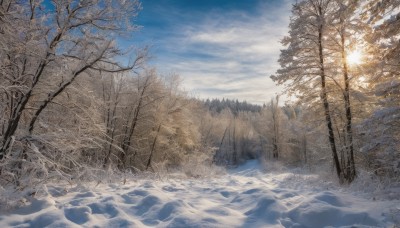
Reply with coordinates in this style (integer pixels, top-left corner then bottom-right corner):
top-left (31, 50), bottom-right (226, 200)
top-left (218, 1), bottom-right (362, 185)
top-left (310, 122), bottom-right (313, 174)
top-left (119, 75), bottom-right (151, 167)
top-left (340, 24), bottom-right (356, 182)
top-left (213, 126), bottom-right (229, 164)
top-left (317, 8), bottom-right (342, 182)
top-left (0, 26), bottom-right (70, 158)
top-left (271, 96), bottom-right (280, 159)
top-left (27, 43), bottom-right (111, 134)
top-left (302, 134), bottom-right (307, 165)
top-left (232, 118), bottom-right (237, 165)
top-left (146, 124), bottom-right (161, 170)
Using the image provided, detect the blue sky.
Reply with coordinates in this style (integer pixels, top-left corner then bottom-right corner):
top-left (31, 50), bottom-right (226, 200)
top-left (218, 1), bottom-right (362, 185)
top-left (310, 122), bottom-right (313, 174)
top-left (128, 0), bottom-right (292, 105)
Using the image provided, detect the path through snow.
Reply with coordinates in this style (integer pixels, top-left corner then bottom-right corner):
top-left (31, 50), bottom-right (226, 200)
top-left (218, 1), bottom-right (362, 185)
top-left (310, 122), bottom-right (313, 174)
top-left (0, 160), bottom-right (399, 227)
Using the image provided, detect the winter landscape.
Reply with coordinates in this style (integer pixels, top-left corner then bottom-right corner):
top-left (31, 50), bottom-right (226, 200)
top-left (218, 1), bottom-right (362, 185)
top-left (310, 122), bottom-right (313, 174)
top-left (0, 0), bottom-right (399, 227)
top-left (1, 160), bottom-right (399, 227)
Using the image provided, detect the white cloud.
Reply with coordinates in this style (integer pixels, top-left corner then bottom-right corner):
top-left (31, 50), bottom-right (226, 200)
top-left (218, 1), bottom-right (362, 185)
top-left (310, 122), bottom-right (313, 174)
top-left (153, 1), bottom-right (293, 105)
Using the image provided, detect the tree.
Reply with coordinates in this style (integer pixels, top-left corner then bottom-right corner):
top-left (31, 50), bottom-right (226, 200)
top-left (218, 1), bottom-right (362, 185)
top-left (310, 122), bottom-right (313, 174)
top-left (0, 0), bottom-right (147, 188)
top-left (270, 96), bottom-right (281, 159)
top-left (360, 0), bottom-right (400, 176)
top-left (326, 0), bottom-right (364, 182)
top-left (272, 0), bottom-right (346, 182)
top-left (0, 0), bottom-right (143, 161)
top-left (117, 69), bottom-right (161, 170)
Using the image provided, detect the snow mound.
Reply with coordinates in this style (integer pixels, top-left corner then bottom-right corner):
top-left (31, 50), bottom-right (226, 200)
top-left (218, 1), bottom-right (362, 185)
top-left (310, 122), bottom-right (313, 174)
top-left (0, 160), bottom-right (398, 227)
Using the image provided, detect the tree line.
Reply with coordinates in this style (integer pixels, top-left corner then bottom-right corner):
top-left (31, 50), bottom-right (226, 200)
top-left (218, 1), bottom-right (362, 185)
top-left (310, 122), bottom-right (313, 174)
top-left (0, 0), bottom-right (398, 189)
top-left (272, 0), bottom-right (399, 183)
top-left (0, 0), bottom-right (261, 187)
top-left (203, 98), bottom-right (262, 115)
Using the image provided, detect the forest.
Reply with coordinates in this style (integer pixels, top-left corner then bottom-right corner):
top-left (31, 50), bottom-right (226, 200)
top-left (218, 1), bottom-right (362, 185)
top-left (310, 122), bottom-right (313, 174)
top-left (0, 0), bottom-right (399, 209)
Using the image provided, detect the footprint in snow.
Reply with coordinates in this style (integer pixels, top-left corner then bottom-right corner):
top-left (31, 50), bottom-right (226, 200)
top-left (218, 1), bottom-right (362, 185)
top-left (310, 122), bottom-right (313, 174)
top-left (157, 201), bottom-right (183, 221)
top-left (88, 202), bottom-right (119, 218)
top-left (75, 191), bottom-right (96, 198)
top-left (219, 190), bottom-right (233, 198)
top-left (131, 195), bottom-right (161, 216)
top-left (162, 185), bottom-right (184, 192)
top-left (126, 189), bottom-right (149, 197)
top-left (64, 206), bottom-right (91, 225)
top-left (242, 188), bottom-right (262, 194)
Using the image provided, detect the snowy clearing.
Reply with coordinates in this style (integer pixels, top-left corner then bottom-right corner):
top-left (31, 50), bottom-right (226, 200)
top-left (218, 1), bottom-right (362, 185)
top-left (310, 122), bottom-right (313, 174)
top-left (0, 160), bottom-right (399, 228)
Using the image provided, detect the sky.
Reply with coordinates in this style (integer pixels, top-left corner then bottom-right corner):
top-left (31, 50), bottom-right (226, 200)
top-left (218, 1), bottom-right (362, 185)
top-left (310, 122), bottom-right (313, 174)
top-left (128, 0), bottom-right (293, 105)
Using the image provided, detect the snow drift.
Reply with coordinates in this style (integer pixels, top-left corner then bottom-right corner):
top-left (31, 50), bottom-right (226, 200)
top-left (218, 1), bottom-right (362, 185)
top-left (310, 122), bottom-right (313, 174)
top-left (0, 160), bottom-right (398, 227)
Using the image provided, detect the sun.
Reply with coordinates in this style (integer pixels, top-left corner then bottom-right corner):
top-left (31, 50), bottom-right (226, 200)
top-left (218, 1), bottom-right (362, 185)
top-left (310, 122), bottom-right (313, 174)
top-left (347, 50), bottom-right (363, 65)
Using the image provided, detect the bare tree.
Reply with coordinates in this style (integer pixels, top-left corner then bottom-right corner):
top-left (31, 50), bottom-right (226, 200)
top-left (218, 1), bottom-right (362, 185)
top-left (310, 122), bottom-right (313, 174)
top-left (117, 69), bottom-right (163, 170)
top-left (0, 0), bottom-right (144, 161)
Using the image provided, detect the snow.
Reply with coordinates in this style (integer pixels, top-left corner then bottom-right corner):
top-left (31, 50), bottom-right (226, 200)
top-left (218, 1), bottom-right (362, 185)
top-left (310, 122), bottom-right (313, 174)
top-left (1, 160), bottom-right (399, 227)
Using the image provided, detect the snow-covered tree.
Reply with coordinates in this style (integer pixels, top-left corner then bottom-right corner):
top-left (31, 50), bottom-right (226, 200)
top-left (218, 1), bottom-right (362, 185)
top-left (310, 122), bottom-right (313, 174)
top-left (324, 0), bottom-right (369, 182)
top-left (0, 0), bottom-right (143, 186)
top-left (272, 0), bottom-right (348, 182)
top-left (359, 0), bottom-right (400, 176)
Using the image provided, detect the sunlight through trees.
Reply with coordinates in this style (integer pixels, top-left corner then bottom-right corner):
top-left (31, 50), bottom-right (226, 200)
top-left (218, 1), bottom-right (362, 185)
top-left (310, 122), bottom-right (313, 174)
top-left (0, 0), bottom-right (399, 191)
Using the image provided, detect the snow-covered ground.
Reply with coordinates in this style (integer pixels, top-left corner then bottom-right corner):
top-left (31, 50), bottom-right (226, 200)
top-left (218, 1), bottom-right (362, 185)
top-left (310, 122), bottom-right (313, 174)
top-left (1, 160), bottom-right (399, 227)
